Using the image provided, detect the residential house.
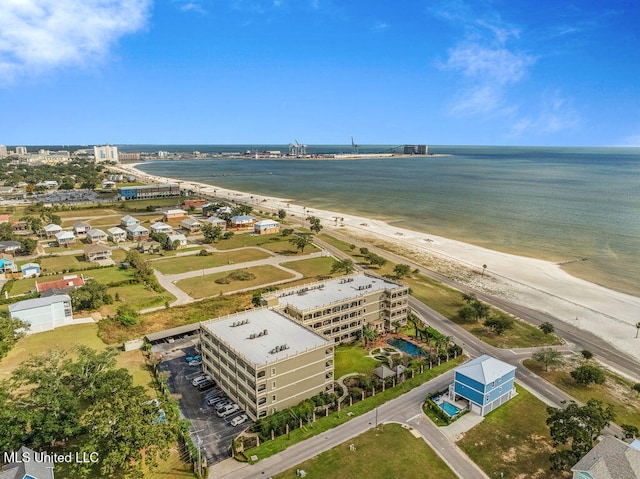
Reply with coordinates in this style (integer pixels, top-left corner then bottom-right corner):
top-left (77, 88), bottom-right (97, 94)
top-left (73, 221), bottom-right (91, 235)
top-left (150, 222), bottom-right (173, 235)
top-left (54, 231), bottom-right (76, 247)
top-left (571, 435), bottom-right (640, 479)
top-left (43, 223), bottom-right (63, 238)
top-left (254, 219), bottom-right (280, 235)
top-left (182, 199), bottom-right (207, 209)
top-left (107, 226), bottom-right (127, 243)
top-left (217, 206), bottom-right (233, 216)
top-left (9, 294), bottom-right (73, 334)
top-left (11, 220), bottom-right (29, 231)
top-left (163, 209), bottom-right (188, 221)
top-left (86, 228), bottom-right (107, 244)
top-left (202, 203), bottom-right (219, 217)
top-left (102, 180), bottom-right (117, 188)
top-left (0, 445), bottom-right (55, 478)
top-left (126, 224), bottom-right (149, 241)
top-left (137, 240), bottom-right (162, 254)
top-left (36, 275), bottom-right (85, 296)
top-left (205, 217), bottom-right (227, 229)
top-left (84, 244), bottom-right (112, 262)
top-left (448, 354), bottom-right (516, 416)
top-left (120, 215), bottom-right (140, 228)
top-left (180, 217), bottom-right (201, 233)
top-left (0, 258), bottom-right (17, 273)
top-left (229, 215), bottom-right (256, 230)
top-left (0, 240), bottom-right (22, 254)
top-left (167, 233), bottom-right (187, 249)
top-left (21, 262), bottom-right (41, 278)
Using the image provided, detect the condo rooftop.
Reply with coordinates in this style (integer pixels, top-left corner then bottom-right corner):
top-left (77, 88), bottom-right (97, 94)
top-left (269, 273), bottom-right (404, 311)
top-left (201, 309), bottom-right (329, 366)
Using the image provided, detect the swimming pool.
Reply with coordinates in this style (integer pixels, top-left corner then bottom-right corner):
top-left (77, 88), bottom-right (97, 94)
top-left (439, 401), bottom-right (462, 417)
top-left (386, 337), bottom-right (424, 357)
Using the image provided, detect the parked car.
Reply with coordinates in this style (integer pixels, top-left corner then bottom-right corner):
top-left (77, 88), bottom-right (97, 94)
top-left (230, 414), bottom-right (248, 427)
top-left (217, 404), bottom-right (240, 418)
top-left (206, 394), bottom-right (225, 406)
top-left (204, 389), bottom-right (222, 399)
top-left (185, 355), bottom-right (201, 363)
top-left (213, 399), bottom-right (233, 410)
top-left (198, 380), bottom-right (215, 391)
top-left (191, 375), bottom-right (207, 386)
top-left (188, 359), bottom-right (202, 367)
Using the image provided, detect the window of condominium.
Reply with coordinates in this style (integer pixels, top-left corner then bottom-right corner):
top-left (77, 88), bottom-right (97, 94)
top-left (257, 370), bottom-right (265, 378)
top-left (272, 395), bottom-right (276, 402)
top-left (271, 367), bottom-right (276, 376)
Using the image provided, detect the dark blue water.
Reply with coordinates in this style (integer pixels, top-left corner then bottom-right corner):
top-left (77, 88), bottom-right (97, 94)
top-left (387, 337), bottom-right (425, 357)
top-left (135, 145), bottom-right (640, 296)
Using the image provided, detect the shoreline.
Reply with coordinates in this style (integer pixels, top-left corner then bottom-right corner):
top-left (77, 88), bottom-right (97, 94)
top-left (115, 163), bottom-right (640, 362)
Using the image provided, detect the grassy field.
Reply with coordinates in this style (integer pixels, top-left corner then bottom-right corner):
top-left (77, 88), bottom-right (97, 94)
top-left (103, 283), bottom-right (175, 316)
top-left (281, 256), bottom-right (338, 279)
top-left (247, 356), bottom-right (465, 461)
top-left (175, 265), bottom-right (295, 298)
top-left (212, 232), bottom-right (320, 255)
top-left (10, 266), bottom-right (135, 296)
top-left (56, 208), bottom-right (120, 218)
top-left (334, 343), bottom-right (379, 378)
top-left (118, 197), bottom-right (189, 211)
top-left (274, 423), bottom-right (456, 479)
top-left (38, 254), bottom-right (85, 272)
top-left (152, 248), bottom-right (271, 274)
top-left (524, 358), bottom-right (640, 429)
top-left (458, 385), bottom-right (563, 479)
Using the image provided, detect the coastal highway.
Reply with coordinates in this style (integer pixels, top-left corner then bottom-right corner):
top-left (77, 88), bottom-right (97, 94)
top-left (314, 231), bottom-right (640, 381)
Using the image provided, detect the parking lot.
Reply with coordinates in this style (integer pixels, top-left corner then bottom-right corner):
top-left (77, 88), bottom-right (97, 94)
top-left (155, 339), bottom-right (253, 465)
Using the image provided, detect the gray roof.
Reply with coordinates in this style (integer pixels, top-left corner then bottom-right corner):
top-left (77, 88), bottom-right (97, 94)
top-left (9, 294), bottom-right (71, 313)
top-left (127, 224), bottom-right (148, 233)
top-left (73, 221), bottom-right (90, 228)
top-left (86, 228), bottom-right (106, 237)
top-left (571, 435), bottom-right (640, 479)
top-left (454, 354), bottom-right (516, 385)
top-left (145, 323), bottom-right (200, 342)
top-left (54, 231), bottom-right (75, 240)
top-left (201, 309), bottom-right (329, 366)
top-left (0, 240), bottom-right (22, 249)
top-left (255, 219), bottom-right (279, 227)
top-left (107, 226), bottom-right (126, 235)
top-left (84, 244), bottom-right (110, 253)
top-left (0, 446), bottom-right (55, 479)
top-left (151, 222), bottom-right (172, 230)
top-left (206, 217), bottom-right (226, 224)
top-left (43, 223), bottom-right (62, 231)
top-left (273, 273), bottom-right (404, 311)
top-left (121, 215), bottom-right (139, 223)
top-left (181, 217), bottom-right (201, 226)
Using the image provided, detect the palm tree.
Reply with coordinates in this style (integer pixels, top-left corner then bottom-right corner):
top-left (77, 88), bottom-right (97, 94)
top-left (330, 258), bottom-right (355, 275)
top-left (289, 233), bottom-right (312, 253)
top-left (636, 322), bottom-right (640, 338)
top-left (391, 320), bottom-right (402, 333)
top-left (361, 325), bottom-right (378, 347)
top-left (481, 264), bottom-right (487, 276)
top-left (441, 335), bottom-right (453, 361)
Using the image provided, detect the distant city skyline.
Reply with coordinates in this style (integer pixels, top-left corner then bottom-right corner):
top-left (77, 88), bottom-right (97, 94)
top-left (0, 1), bottom-right (638, 147)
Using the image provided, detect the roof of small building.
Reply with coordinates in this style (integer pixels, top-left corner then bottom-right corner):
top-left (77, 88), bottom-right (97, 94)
top-left (73, 221), bottom-right (91, 228)
top-left (107, 226), bottom-right (126, 234)
top-left (206, 217), bottom-right (226, 224)
top-left (201, 309), bottom-right (329, 366)
top-left (0, 240), bottom-right (22, 249)
top-left (151, 222), bottom-right (172, 230)
top-left (21, 262), bottom-right (40, 270)
top-left (0, 446), bottom-right (55, 479)
top-left (84, 244), bottom-right (111, 253)
top-left (54, 231), bottom-right (75, 240)
top-left (181, 217), bottom-right (201, 226)
top-left (374, 365), bottom-right (395, 379)
top-left (121, 215), bottom-right (139, 223)
top-left (571, 436), bottom-right (640, 479)
top-left (255, 219), bottom-right (279, 227)
top-left (454, 354), bottom-right (516, 385)
top-left (86, 228), bottom-right (106, 237)
top-left (165, 209), bottom-right (187, 215)
top-left (44, 223), bottom-right (62, 231)
top-left (36, 276), bottom-right (84, 293)
top-left (127, 224), bottom-right (149, 233)
top-left (9, 294), bottom-right (72, 313)
top-left (168, 233), bottom-right (187, 242)
top-left (230, 215), bottom-right (255, 223)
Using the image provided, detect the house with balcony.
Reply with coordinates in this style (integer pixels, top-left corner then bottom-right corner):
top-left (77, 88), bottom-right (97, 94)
top-left (73, 221), bottom-right (91, 235)
top-left (205, 217), bottom-right (227, 229)
top-left (54, 231), bottom-right (76, 247)
top-left (107, 226), bottom-right (127, 243)
top-left (200, 308), bottom-right (333, 421)
top-left (254, 219), bottom-right (280, 235)
top-left (181, 217), bottom-right (201, 233)
top-left (43, 223), bottom-right (62, 238)
top-left (84, 244), bottom-right (112, 262)
top-left (126, 224), bottom-right (149, 241)
top-left (163, 209), bottom-right (188, 221)
top-left (229, 215), bottom-right (256, 230)
top-left (449, 354), bottom-right (516, 416)
top-left (86, 228), bottom-right (107, 244)
top-left (150, 222), bottom-right (173, 235)
top-left (120, 215), bottom-right (140, 228)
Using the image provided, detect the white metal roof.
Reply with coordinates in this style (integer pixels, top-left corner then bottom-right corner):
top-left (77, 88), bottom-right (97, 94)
top-left (44, 223), bottom-right (62, 231)
top-left (454, 354), bottom-right (516, 385)
top-left (201, 309), bottom-right (329, 366)
top-left (127, 224), bottom-right (149, 233)
top-left (107, 226), bottom-right (126, 234)
top-left (87, 228), bottom-right (106, 237)
top-left (55, 231), bottom-right (75, 240)
top-left (9, 294), bottom-right (71, 313)
top-left (255, 219), bottom-right (279, 227)
top-left (121, 215), bottom-right (139, 223)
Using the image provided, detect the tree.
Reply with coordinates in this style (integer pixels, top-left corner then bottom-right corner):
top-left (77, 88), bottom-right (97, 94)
top-left (365, 252), bottom-right (387, 268)
top-left (289, 233), bottom-right (312, 253)
top-left (539, 321), bottom-right (555, 335)
top-left (69, 279), bottom-right (112, 310)
top-left (0, 311), bottom-right (27, 360)
top-left (571, 364), bottom-right (605, 386)
top-left (532, 348), bottom-right (564, 371)
top-left (484, 314), bottom-right (514, 335)
top-left (359, 247), bottom-right (369, 256)
top-left (202, 223), bottom-right (223, 243)
top-left (114, 305), bottom-right (139, 327)
top-left (277, 209), bottom-right (286, 220)
top-left (308, 216), bottom-right (323, 234)
top-left (547, 400), bottom-right (615, 471)
top-left (19, 237), bottom-right (37, 254)
top-left (481, 264), bottom-right (487, 276)
top-left (393, 264), bottom-right (411, 279)
top-left (636, 322), bottom-right (640, 338)
top-left (621, 424), bottom-right (639, 439)
top-left (581, 349), bottom-right (594, 360)
top-left (361, 325), bottom-right (378, 347)
top-left (632, 383), bottom-right (640, 396)
top-left (391, 320), bottom-right (402, 333)
top-left (330, 258), bottom-right (355, 275)
top-left (457, 304), bottom-right (477, 322)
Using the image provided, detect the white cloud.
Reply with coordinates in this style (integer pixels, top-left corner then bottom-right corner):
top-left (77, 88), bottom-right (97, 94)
top-left (510, 91), bottom-right (581, 137)
top-left (0, 0), bottom-right (151, 82)
top-left (373, 22), bottom-right (389, 32)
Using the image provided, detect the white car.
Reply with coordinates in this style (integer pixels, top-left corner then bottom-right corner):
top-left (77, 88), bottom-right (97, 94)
top-left (217, 404), bottom-right (239, 418)
top-left (230, 414), bottom-right (248, 427)
top-left (188, 359), bottom-right (202, 367)
top-left (191, 375), bottom-right (211, 387)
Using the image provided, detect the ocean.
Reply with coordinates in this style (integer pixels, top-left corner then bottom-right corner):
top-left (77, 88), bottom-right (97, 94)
top-left (133, 145), bottom-right (640, 297)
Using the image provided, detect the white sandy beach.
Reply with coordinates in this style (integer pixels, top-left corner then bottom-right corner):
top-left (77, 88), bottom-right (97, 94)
top-left (116, 163), bottom-right (640, 363)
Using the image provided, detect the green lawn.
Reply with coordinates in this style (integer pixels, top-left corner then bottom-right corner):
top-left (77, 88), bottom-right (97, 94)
top-left (213, 232), bottom-right (320, 254)
top-left (458, 385), bottom-right (563, 479)
top-left (38, 254), bottom-right (85, 272)
top-left (524, 359), bottom-right (640, 429)
top-left (281, 256), bottom-right (339, 279)
top-left (274, 423), bottom-right (456, 479)
top-left (104, 283), bottom-right (175, 315)
top-left (176, 265), bottom-right (295, 298)
top-left (334, 343), bottom-right (379, 378)
top-left (118, 196), bottom-right (189, 211)
top-left (152, 248), bottom-right (271, 274)
top-left (56, 208), bottom-right (119, 218)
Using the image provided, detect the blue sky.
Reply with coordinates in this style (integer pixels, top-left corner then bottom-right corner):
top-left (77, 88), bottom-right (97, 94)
top-left (1, 0), bottom-right (639, 146)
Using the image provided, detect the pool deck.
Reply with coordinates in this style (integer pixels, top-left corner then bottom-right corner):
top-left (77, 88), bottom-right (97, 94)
top-left (441, 412), bottom-right (485, 441)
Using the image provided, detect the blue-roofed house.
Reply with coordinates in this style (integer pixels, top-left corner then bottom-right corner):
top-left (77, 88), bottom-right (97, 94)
top-left (0, 258), bottom-right (16, 273)
top-left (449, 354), bottom-right (516, 416)
top-left (21, 262), bottom-right (41, 278)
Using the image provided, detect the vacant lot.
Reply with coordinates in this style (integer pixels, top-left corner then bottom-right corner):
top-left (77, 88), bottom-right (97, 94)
top-left (274, 423), bottom-right (456, 479)
top-left (458, 385), bottom-right (562, 479)
top-left (524, 358), bottom-right (640, 429)
top-left (153, 248), bottom-right (271, 274)
top-left (281, 256), bottom-right (338, 280)
top-left (10, 266), bottom-right (133, 296)
top-left (176, 265), bottom-right (295, 298)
